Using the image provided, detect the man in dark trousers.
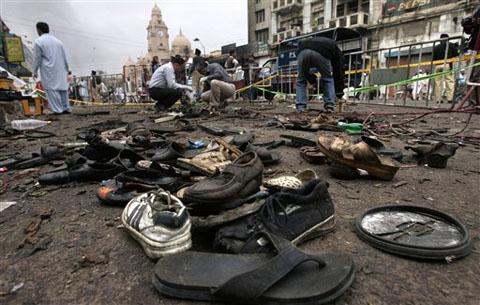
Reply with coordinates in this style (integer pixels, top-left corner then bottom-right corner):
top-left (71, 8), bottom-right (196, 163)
top-left (148, 55), bottom-right (192, 112)
top-left (432, 34), bottom-right (459, 103)
top-left (295, 37), bottom-right (344, 113)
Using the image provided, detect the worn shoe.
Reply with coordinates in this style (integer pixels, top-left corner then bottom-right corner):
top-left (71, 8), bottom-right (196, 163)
top-left (214, 179), bottom-right (335, 253)
top-left (121, 190), bottom-right (192, 259)
top-left (405, 142), bottom-right (459, 168)
top-left (97, 179), bottom-right (147, 206)
top-left (183, 152), bottom-right (264, 210)
top-left (115, 169), bottom-right (191, 192)
top-left (39, 162), bottom-right (124, 185)
top-left (152, 142), bottom-right (198, 164)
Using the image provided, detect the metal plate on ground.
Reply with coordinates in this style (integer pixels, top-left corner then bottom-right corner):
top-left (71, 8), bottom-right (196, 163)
top-left (355, 205), bottom-right (471, 261)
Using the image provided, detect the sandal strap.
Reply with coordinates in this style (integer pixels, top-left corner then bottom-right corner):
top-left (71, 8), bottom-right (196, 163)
top-left (213, 232), bottom-right (325, 300)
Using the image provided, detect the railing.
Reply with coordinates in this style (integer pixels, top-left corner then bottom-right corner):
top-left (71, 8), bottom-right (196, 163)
top-left (343, 35), bottom-right (471, 108)
top-left (230, 35), bottom-right (478, 109)
top-left (69, 65), bottom-right (153, 104)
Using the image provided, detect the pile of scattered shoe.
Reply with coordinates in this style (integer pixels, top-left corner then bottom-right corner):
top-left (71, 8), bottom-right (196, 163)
top-left (3, 111), bottom-right (468, 304)
top-left (121, 149), bottom-right (355, 304)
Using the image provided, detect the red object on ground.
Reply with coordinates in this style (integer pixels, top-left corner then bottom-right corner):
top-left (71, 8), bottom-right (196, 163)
top-left (35, 81), bottom-right (49, 108)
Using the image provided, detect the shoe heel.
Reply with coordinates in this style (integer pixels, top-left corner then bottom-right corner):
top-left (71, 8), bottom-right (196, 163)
top-left (292, 215), bottom-right (336, 245)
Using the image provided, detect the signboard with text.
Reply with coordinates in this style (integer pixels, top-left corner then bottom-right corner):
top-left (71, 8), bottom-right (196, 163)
top-left (5, 36), bottom-right (25, 63)
top-left (383, 0), bottom-right (456, 17)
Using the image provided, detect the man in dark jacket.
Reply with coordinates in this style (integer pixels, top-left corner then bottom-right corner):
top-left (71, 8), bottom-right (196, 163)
top-left (198, 62), bottom-right (235, 110)
top-left (432, 34), bottom-right (459, 103)
top-left (295, 37), bottom-right (344, 112)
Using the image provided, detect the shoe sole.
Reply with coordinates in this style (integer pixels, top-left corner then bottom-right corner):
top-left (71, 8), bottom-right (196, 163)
top-left (121, 209), bottom-right (192, 259)
top-left (292, 215), bottom-right (336, 245)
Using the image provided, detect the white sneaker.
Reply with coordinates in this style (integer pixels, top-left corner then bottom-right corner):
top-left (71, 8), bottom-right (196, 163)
top-left (121, 190), bottom-right (192, 259)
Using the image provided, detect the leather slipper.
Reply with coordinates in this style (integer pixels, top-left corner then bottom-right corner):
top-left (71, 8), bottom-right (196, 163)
top-left (318, 135), bottom-right (400, 181)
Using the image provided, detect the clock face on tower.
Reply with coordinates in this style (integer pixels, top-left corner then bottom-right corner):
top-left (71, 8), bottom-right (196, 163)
top-left (157, 30), bottom-right (164, 38)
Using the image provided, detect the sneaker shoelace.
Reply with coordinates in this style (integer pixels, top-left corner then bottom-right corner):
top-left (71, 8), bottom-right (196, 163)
top-left (145, 191), bottom-right (173, 218)
top-left (248, 196), bottom-right (294, 237)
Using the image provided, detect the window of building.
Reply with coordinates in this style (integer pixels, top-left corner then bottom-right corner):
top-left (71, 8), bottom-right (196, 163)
top-left (256, 0), bottom-right (261, 3)
top-left (255, 29), bottom-right (269, 42)
top-left (336, 3), bottom-right (345, 17)
top-left (312, 9), bottom-right (325, 27)
top-left (273, 1), bottom-right (278, 9)
top-left (350, 14), bottom-right (358, 25)
top-left (256, 10), bottom-right (265, 23)
top-left (361, 0), bottom-right (369, 13)
top-left (348, 1), bottom-right (358, 14)
top-left (336, 0), bottom-right (369, 17)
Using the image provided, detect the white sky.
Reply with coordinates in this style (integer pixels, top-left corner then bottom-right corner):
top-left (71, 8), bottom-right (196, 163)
top-left (1, 0), bottom-right (248, 76)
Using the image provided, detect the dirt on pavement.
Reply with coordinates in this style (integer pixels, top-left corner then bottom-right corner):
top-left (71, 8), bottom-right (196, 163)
top-left (0, 101), bottom-right (479, 305)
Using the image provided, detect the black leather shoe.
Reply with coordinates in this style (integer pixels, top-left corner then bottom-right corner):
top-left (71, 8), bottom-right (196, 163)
top-left (183, 152), bottom-right (264, 210)
top-left (115, 169), bottom-right (192, 192)
top-left (15, 146), bottom-right (64, 170)
top-left (39, 163), bottom-right (124, 185)
top-left (152, 142), bottom-right (197, 164)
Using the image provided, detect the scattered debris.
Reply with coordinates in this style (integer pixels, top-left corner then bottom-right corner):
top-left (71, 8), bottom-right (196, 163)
top-left (0, 201), bottom-right (16, 213)
top-left (393, 181), bottom-right (408, 188)
top-left (74, 250), bottom-right (110, 271)
top-left (418, 178), bottom-right (432, 184)
top-left (40, 208), bottom-right (55, 220)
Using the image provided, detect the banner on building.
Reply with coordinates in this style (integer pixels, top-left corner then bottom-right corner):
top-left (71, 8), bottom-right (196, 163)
top-left (5, 36), bottom-right (25, 63)
top-left (383, 0), bottom-right (456, 16)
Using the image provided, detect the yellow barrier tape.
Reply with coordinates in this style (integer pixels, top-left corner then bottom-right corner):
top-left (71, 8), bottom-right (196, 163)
top-left (345, 54), bottom-right (480, 75)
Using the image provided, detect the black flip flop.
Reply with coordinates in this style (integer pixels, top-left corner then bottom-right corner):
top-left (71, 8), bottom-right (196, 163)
top-left (153, 233), bottom-right (355, 305)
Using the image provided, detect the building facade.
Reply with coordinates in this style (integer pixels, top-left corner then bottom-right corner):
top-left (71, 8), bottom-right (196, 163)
top-left (247, 0), bottom-right (478, 54)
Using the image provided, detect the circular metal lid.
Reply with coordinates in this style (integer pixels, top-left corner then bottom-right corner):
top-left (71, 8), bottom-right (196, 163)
top-left (355, 205), bottom-right (471, 261)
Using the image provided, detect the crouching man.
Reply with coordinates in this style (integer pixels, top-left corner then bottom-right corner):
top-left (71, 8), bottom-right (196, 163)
top-left (295, 37), bottom-right (345, 113)
top-left (148, 55), bottom-right (192, 112)
top-left (198, 62), bottom-right (235, 111)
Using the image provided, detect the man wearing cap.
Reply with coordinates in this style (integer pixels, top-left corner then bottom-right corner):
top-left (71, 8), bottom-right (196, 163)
top-left (148, 55), bottom-right (193, 111)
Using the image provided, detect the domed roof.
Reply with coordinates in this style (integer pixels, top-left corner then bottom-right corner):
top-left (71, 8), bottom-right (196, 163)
top-left (152, 3), bottom-right (161, 14)
top-left (171, 29), bottom-right (191, 50)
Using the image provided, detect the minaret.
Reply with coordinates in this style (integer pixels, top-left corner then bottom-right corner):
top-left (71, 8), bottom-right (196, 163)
top-left (146, 3), bottom-right (170, 63)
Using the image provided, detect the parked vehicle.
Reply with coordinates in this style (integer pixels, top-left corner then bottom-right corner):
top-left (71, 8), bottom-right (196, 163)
top-left (253, 27), bottom-right (368, 101)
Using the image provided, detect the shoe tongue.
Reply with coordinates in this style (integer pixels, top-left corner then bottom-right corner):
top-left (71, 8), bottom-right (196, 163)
top-left (149, 192), bottom-right (172, 212)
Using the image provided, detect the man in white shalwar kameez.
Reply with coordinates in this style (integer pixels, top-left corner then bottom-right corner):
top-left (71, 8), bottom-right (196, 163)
top-left (33, 22), bottom-right (71, 114)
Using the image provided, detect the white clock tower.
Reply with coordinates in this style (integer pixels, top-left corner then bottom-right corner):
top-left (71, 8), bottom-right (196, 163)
top-left (146, 3), bottom-right (170, 63)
